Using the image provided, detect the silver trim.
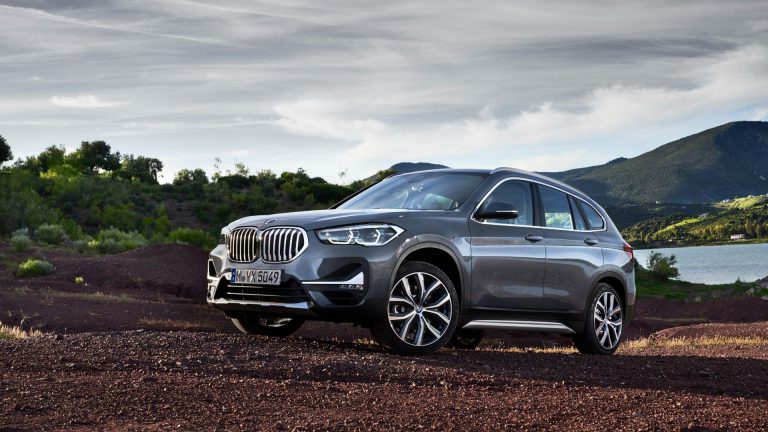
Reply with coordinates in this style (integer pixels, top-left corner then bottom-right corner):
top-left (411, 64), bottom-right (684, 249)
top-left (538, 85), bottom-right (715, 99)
top-left (209, 297), bottom-right (311, 309)
top-left (302, 272), bottom-right (364, 286)
top-left (228, 226), bottom-right (260, 263)
top-left (462, 319), bottom-right (575, 334)
top-left (260, 226), bottom-right (309, 264)
top-left (471, 176), bottom-right (608, 232)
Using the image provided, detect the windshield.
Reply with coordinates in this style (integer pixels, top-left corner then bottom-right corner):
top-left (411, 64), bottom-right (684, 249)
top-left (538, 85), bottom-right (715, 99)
top-left (338, 172), bottom-right (488, 210)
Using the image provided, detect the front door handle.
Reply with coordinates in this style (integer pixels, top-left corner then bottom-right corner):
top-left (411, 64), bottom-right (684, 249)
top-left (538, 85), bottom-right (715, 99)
top-left (584, 238), bottom-right (599, 246)
top-left (525, 234), bottom-right (544, 243)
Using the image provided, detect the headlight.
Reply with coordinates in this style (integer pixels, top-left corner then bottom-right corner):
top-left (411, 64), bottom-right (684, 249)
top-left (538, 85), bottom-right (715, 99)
top-left (317, 224), bottom-right (404, 246)
top-left (219, 227), bottom-right (230, 245)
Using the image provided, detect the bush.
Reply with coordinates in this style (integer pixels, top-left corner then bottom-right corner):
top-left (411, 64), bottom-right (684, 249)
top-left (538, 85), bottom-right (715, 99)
top-left (10, 234), bottom-right (32, 252)
top-left (34, 223), bottom-right (68, 245)
top-left (646, 252), bottom-right (680, 280)
top-left (93, 228), bottom-right (148, 254)
top-left (12, 227), bottom-right (30, 237)
top-left (166, 227), bottom-right (216, 249)
top-left (16, 259), bottom-right (54, 277)
top-left (71, 239), bottom-right (91, 254)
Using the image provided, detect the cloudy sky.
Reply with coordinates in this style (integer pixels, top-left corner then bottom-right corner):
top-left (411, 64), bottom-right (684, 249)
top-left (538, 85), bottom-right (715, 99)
top-left (1, 0), bottom-right (767, 182)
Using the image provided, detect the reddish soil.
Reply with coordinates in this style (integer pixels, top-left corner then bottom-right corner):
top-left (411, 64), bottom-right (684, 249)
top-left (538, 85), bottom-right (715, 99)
top-left (1, 331), bottom-right (767, 431)
top-left (2, 243), bottom-right (768, 430)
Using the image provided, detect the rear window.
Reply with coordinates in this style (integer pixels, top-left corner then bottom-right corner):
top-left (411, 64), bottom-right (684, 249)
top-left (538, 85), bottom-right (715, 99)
top-left (578, 201), bottom-right (605, 230)
top-left (539, 186), bottom-right (573, 230)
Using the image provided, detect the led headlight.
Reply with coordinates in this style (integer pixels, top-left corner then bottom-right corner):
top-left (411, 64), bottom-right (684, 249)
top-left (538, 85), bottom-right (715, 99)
top-left (219, 227), bottom-right (231, 245)
top-left (317, 224), bottom-right (404, 246)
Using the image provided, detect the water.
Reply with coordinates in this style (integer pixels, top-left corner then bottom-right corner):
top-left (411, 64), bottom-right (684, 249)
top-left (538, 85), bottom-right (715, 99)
top-left (634, 243), bottom-right (768, 285)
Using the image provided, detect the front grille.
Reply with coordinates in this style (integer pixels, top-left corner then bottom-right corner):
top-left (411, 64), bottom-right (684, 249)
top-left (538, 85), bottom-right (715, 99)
top-left (260, 227), bottom-right (308, 263)
top-left (223, 280), bottom-right (309, 304)
top-left (228, 227), bottom-right (259, 263)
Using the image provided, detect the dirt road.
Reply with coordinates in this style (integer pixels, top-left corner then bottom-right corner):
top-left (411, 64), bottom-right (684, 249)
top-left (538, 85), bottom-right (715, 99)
top-left (2, 330), bottom-right (767, 431)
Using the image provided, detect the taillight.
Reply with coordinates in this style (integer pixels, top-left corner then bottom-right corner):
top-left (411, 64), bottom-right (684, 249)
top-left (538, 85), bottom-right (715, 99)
top-left (623, 241), bottom-right (634, 260)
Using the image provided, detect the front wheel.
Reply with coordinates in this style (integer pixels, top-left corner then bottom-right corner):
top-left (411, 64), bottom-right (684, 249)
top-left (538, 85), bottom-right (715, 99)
top-left (572, 283), bottom-right (624, 355)
top-left (370, 261), bottom-right (459, 355)
top-left (231, 315), bottom-right (304, 337)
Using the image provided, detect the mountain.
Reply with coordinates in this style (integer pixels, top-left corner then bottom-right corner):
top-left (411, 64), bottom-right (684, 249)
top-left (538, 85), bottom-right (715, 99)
top-left (545, 121), bottom-right (768, 204)
top-left (389, 162), bottom-right (448, 174)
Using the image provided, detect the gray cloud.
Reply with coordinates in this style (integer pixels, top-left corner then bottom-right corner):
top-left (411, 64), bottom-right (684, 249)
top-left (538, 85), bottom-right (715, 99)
top-left (0, 0), bottom-right (767, 181)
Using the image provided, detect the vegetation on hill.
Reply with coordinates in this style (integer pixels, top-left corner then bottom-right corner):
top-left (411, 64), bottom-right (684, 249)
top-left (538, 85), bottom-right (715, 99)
top-left (547, 121), bottom-right (768, 204)
top-left (0, 139), bottom-right (373, 251)
top-left (622, 194), bottom-right (768, 247)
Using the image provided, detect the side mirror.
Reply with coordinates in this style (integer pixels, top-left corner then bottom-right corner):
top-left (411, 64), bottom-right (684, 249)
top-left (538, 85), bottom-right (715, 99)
top-left (475, 201), bottom-right (519, 220)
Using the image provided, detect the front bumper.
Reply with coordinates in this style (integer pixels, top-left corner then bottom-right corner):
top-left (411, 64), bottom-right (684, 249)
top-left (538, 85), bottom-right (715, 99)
top-left (206, 233), bottom-right (402, 323)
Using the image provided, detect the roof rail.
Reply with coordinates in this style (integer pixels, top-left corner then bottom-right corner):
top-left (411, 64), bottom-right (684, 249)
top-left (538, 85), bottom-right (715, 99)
top-left (491, 166), bottom-right (518, 174)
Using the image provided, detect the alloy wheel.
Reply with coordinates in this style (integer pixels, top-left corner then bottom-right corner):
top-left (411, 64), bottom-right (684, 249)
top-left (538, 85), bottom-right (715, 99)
top-left (593, 291), bottom-right (623, 350)
top-left (388, 271), bottom-right (453, 346)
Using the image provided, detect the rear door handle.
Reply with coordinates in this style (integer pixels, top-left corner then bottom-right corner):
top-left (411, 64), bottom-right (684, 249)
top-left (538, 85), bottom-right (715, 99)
top-left (584, 238), bottom-right (599, 246)
top-left (525, 234), bottom-right (544, 243)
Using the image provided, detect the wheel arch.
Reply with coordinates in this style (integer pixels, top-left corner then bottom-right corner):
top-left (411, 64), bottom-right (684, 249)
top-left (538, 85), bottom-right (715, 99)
top-left (391, 242), bottom-right (465, 304)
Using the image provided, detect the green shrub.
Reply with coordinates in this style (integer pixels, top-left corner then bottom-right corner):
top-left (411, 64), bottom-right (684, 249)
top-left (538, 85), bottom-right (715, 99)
top-left (34, 223), bottom-right (68, 245)
top-left (16, 259), bottom-right (54, 277)
top-left (646, 252), bottom-right (680, 280)
top-left (12, 227), bottom-right (30, 237)
top-left (71, 239), bottom-right (91, 254)
top-left (10, 234), bottom-right (32, 252)
top-left (166, 227), bottom-right (216, 249)
top-left (93, 228), bottom-right (148, 254)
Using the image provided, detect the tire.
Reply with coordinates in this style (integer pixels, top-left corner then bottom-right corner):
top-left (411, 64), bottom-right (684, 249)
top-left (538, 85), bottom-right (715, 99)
top-left (449, 329), bottom-right (483, 350)
top-left (573, 283), bottom-right (624, 355)
top-left (231, 315), bottom-right (304, 337)
top-left (370, 261), bottom-right (459, 355)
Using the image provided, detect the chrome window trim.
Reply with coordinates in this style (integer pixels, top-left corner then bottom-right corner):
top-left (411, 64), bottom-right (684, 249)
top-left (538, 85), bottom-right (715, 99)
top-left (471, 176), bottom-right (608, 233)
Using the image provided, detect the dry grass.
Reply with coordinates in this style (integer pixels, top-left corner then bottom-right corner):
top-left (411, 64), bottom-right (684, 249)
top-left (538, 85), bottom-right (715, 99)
top-left (622, 336), bottom-right (768, 351)
top-left (137, 318), bottom-right (212, 330)
top-left (10, 286), bottom-right (143, 304)
top-left (0, 323), bottom-right (43, 340)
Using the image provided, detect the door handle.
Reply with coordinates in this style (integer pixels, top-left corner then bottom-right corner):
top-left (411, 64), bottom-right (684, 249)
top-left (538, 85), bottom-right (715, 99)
top-left (584, 238), bottom-right (599, 246)
top-left (525, 234), bottom-right (544, 243)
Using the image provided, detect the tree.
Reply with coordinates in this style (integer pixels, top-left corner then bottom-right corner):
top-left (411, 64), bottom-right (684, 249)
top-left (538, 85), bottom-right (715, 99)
top-left (118, 155), bottom-right (164, 184)
top-left (173, 168), bottom-right (209, 186)
top-left (36, 145), bottom-right (66, 172)
top-left (69, 140), bottom-right (121, 173)
top-left (646, 252), bottom-right (680, 280)
top-left (0, 134), bottom-right (12, 165)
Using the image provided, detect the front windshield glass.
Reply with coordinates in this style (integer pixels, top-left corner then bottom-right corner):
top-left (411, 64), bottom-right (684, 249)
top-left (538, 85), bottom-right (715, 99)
top-left (338, 172), bottom-right (488, 211)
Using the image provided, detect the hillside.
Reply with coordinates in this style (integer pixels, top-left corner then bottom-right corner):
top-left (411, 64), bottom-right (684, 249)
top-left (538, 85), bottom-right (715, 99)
top-left (622, 194), bottom-right (768, 246)
top-left (546, 121), bottom-right (768, 204)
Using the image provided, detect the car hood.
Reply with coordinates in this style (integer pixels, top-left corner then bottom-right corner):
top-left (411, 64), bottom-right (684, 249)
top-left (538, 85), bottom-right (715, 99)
top-left (227, 209), bottom-right (414, 231)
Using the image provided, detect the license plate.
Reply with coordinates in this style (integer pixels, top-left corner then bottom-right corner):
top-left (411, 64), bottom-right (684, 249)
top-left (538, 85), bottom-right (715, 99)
top-left (230, 269), bottom-right (282, 286)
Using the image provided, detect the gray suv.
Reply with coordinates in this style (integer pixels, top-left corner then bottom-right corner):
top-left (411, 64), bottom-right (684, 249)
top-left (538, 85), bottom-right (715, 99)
top-left (207, 168), bottom-right (635, 355)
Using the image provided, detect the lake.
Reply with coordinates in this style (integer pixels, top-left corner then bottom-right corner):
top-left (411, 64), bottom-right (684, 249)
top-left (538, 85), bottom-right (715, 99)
top-left (634, 243), bottom-right (768, 285)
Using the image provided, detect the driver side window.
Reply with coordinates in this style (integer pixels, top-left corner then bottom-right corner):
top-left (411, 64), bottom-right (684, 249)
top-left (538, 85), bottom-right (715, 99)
top-left (479, 180), bottom-right (533, 225)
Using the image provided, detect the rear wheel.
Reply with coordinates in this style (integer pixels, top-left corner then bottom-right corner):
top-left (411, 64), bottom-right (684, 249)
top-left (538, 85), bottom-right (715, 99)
top-left (573, 283), bottom-right (624, 355)
top-left (449, 329), bottom-right (483, 350)
top-left (231, 315), bottom-right (304, 337)
top-left (370, 261), bottom-right (459, 355)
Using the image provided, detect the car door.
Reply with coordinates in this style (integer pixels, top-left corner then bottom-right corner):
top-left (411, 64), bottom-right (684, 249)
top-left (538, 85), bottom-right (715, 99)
top-left (469, 179), bottom-right (546, 310)
top-left (537, 185), bottom-right (604, 311)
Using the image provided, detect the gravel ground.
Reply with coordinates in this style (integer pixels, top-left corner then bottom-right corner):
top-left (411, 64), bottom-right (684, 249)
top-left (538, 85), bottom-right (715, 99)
top-left (2, 331), bottom-right (767, 431)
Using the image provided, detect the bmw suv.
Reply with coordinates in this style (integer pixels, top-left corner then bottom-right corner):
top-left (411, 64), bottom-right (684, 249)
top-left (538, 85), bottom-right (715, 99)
top-left (207, 168), bottom-right (635, 355)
